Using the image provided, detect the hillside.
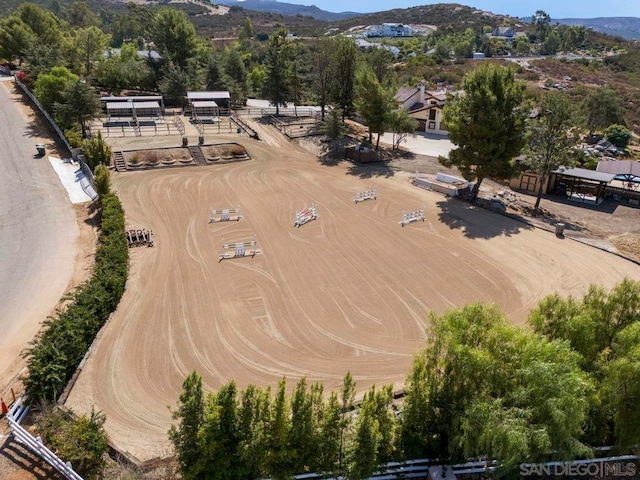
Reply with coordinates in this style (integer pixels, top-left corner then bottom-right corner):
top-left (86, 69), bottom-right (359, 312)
top-left (334, 3), bottom-right (525, 33)
top-left (215, 0), bottom-right (359, 21)
top-left (555, 17), bottom-right (640, 40)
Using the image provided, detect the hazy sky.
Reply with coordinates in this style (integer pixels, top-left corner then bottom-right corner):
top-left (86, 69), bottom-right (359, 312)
top-left (275, 0), bottom-right (640, 17)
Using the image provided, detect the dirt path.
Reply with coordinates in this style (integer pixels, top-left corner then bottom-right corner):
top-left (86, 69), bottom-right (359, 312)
top-left (64, 139), bottom-right (640, 462)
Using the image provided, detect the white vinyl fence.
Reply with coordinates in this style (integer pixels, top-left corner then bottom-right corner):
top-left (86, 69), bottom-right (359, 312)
top-left (7, 397), bottom-right (84, 480)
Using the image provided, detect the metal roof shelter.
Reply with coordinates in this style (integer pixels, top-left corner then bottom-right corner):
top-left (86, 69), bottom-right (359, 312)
top-left (105, 99), bottom-right (161, 119)
top-left (549, 167), bottom-right (616, 205)
top-left (187, 91), bottom-right (230, 100)
top-left (101, 95), bottom-right (164, 107)
top-left (187, 91), bottom-right (230, 114)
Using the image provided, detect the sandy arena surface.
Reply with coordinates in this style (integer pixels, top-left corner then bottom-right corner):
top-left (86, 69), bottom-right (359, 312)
top-left (65, 139), bottom-right (640, 461)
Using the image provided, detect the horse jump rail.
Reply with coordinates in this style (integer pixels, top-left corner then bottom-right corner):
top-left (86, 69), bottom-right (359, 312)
top-left (294, 204), bottom-right (318, 227)
top-left (400, 209), bottom-right (426, 227)
top-left (354, 189), bottom-right (377, 203)
top-left (209, 207), bottom-right (242, 223)
top-left (218, 247), bottom-right (261, 262)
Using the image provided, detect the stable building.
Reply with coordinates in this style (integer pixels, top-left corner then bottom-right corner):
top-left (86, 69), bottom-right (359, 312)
top-left (187, 91), bottom-right (231, 117)
top-left (101, 96), bottom-right (163, 120)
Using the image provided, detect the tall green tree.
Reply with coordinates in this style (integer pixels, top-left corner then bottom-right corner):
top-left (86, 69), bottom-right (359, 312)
top-left (159, 62), bottom-right (188, 107)
top-left (347, 399), bottom-right (380, 480)
top-left (529, 279), bottom-right (640, 447)
top-left (580, 87), bottom-right (625, 137)
top-left (289, 378), bottom-right (315, 474)
top-left (263, 28), bottom-right (291, 115)
top-left (238, 385), bottom-right (270, 480)
top-left (319, 391), bottom-right (342, 474)
top-left (0, 16), bottom-right (36, 64)
top-left (197, 382), bottom-right (241, 480)
top-left (73, 26), bottom-right (109, 75)
top-left (55, 78), bottom-right (101, 136)
top-left (441, 63), bottom-right (527, 199)
top-left (523, 92), bottom-right (578, 209)
top-left (66, 1), bottom-right (100, 28)
top-left (95, 43), bottom-right (153, 94)
top-left (149, 8), bottom-right (197, 68)
top-left (16, 3), bottom-right (62, 47)
top-left (339, 371), bottom-right (356, 476)
top-left (312, 39), bottom-right (335, 120)
top-left (399, 355), bottom-right (433, 459)
top-left (322, 107), bottom-right (347, 156)
top-left (532, 10), bottom-right (551, 42)
top-left (412, 303), bottom-right (592, 470)
top-left (33, 66), bottom-right (78, 113)
top-left (265, 379), bottom-right (293, 480)
top-left (223, 48), bottom-right (248, 107)
top-left (169, 371), bottom-right (205, 480)
top-left (388, 109), bottom-right (418, 150)
top-left (354, 63), bottom-right (394, 149)
top-left (330, 37), bottom-right (358, 118)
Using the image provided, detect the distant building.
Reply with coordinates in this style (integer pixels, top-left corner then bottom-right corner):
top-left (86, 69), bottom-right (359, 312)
top-left (365, 23), bottom-right (415, 38)
top-left (355, 39), bottom-right (401, 58)
top-left (485, 26), bottom-right (527, 44)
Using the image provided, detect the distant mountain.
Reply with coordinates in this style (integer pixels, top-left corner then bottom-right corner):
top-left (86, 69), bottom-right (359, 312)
top-left (214, 0), bottom-right (360, 21)
top-left (554, 17), bottom-right (640, 40)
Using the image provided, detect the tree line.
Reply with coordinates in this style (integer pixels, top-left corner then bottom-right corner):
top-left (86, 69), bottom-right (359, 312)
top-left (170, 279), bottom-right (640, 479)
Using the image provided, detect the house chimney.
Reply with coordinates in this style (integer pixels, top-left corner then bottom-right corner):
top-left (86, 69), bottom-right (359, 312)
top-left (418, 80), bottom-right (425, 105)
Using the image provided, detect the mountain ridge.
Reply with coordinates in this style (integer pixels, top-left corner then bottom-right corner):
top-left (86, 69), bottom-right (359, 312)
top-left (214, 0), bottom-right (360, 21)
top-left (554, 17), bottom-right (640, 40)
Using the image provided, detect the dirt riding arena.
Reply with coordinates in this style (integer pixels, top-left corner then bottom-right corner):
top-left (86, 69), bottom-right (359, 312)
top-left (65, 139), bottom-right (640, 461)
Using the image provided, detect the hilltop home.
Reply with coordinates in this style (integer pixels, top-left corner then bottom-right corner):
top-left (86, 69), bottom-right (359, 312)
top-left (486, 26), bottom-right (528, 44)
top-left (365, 23), bottom-right (415, 38)
top-left (394, 82), bottom-right (449, 134)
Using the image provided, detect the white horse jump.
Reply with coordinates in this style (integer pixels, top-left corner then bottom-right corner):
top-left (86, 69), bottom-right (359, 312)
top-left (294, 204), bottom-right (318, 227)
top-left (222, 240), bottom-right (257, 250)
top-left (218, 247), bottom-right (261, 261)
top-left (209, 206), bottom-right (242, 223)
top-left (218, 238), bottom-right (261, 261)
top-left (354, 189), bottom-right (377, 203)
top-left (400, 209), bottom-right (425, 227)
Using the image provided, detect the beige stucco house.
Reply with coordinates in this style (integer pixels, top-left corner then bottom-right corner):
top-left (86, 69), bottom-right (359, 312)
top-left (394, 82), bottom-right (449, 135)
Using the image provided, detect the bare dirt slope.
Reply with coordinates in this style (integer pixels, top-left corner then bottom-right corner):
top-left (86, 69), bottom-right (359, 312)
top-left (65, 139), bottom-right (640, 461)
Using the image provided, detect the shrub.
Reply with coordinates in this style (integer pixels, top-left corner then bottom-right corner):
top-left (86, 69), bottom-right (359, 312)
top-left (82, 131), bottom-right (112, 171)
top-left (605, 124), bottom-right (632, 149)
top-left (36, 406), bottom-right (109, 479)
top-left (94, 164), bottom-right (111, 197)
top-left (24, 193), bottom-right (128, 403)
top-left (229, 144), bottom-right (246, 155)
top-left (64, 128), bottom-right (83, 148)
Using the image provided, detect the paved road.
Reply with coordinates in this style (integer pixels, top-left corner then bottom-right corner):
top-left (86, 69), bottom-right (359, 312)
top-left (379, 131), bottom-right (455, 158)
top-left (0, 78), bottom-right (78, 390)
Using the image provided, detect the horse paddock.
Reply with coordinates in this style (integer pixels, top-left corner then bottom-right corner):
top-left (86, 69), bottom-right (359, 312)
top-left (64, 139), bottom-right (640, 461)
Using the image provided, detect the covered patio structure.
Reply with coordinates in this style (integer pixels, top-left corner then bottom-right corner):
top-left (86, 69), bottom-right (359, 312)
top-left (187, 91), bottom-right (231, 117)
top-left (548, 167), bottom-right (616, 205)
top-left (102, 96), bottom-right (164, 120)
